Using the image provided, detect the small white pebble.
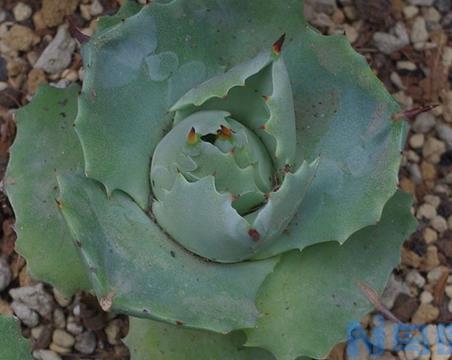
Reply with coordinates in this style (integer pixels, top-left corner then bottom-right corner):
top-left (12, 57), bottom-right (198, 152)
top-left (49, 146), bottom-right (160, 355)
top-left (33, 349), bottom-right (62, 360)
top-left (403, 5), bottom-right (419, 19)
top-left (410, 133), bottom-right (425, 148)
top-left (53, 288), bottom-right (71, 308)
top-left (423, 7), bottom-right (441, 23)
top-left (427, 267), bottom-right (446, 283)
top-left (406, 270), bottom-right (426, 288)
top-left (431, 216), bottom-right (448, 233)
top-left (442, 47), bottom-right (452, 67)
top-left (13, 2), bottom-right (32, 22)
top-left (105, 320), bottom-right (121, 345)
top-left (420, 290), bottom-right (433, 304)
top-left (445, 285), bottom-right (452, 298)
top-left (417, 203), bottom-right (437, 220)
top-left (66, 320), bottom-right (84, 336)
top-left (0, 82), bottom-right (8, 92)
top-left (344, 24), bottom-right (358, 44)
top-left (390, 71), bottom-right (406, 90)
top-left (423, 195), bottom-right (441, 208)
top-left (31, 325), bottom-right (44, 340)
top-left (52, 329), bottom-right (75, 349)
top-left (90, 0), bottom-right (104, 16)
top-left (406, 150), bottom-right (420, 162)
top-left (397, 60), bottom-right (417, 71)
top-left (423, 227), bottom-right (438, 244)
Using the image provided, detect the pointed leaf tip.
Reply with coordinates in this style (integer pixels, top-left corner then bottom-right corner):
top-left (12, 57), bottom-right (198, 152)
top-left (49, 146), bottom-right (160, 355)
top-left (392, 104), bottom-right (438, 121)
top-left (272, 33), bottom-right (286, 56)
top-left (68, 16), bottom-right (90, 44)
top-left (187, 127), bottom-right (198, 145)
top-left (357, 281), bottom-right (401, 324)
top-left (217, 125), bottom-right (234, 140)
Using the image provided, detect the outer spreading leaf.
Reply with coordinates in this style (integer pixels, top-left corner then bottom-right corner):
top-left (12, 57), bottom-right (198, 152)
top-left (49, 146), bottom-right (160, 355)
top-left (257, 30), bottom-right (406, 256)
top-left (95, 0), bottom-right (142, 33)
top-left (0, 316), bottom-right (32, 360)
top-left (57, 174), bottom-right (278, 333)
top-left (5, 85), bottom-right (90, 296)
top-left (245, 192), bottom-right (417, 360)
top-left (126, 318), bottom-right (274, 360)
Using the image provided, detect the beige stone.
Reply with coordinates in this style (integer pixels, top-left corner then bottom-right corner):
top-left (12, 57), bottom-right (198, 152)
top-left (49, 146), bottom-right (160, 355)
top-left (42, 0), bottom-right (79, 27)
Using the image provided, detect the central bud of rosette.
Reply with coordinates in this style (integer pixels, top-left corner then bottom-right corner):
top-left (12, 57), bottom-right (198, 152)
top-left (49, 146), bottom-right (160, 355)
top-left (150, 36), bottom-right (319, 263)
top-left (152, 113), bottom-right (274, 217)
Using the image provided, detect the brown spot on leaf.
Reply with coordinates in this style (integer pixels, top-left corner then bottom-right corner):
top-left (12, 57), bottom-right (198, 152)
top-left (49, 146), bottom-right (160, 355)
top-left (248, 229), bottom-right (260, 242)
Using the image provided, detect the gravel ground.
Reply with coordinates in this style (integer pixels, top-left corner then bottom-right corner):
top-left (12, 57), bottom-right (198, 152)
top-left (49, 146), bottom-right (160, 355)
top-left (0, 0), bottom-right (451, 359)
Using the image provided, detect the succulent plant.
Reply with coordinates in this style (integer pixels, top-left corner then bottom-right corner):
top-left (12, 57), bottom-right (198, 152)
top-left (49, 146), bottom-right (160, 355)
top-left (4, 0), bottom-right (417, 359)
top-left (0, 316), bottom-right (32, 360)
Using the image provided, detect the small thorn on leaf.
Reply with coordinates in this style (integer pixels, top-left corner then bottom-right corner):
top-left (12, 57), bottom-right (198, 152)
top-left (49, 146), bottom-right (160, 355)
top-left (68, 16), bottom-right (90, 44)
top-left (392, 104), bottom-right (438, 121)
top-left (272, 33), bottom-right (286, 56)
top-left (248, 228), bottom-right (260, 242)
top-left (357, 281), bottom-right (401, 324)
top-left (217, 125), bottom-right (234, 140)
top-left (99, 291), bottom-right (115, 312)
top-left (5, 178), bottom-right (16, 185)
top-left (176, 320), bottom-right (184, 326)
top-left (187, 127), bottom-right (198, 145)
top-left (283, 164), bottom-right (293, 174)
top-left (55, 199), bottom-right (62, 209)
top-left (230, 193), bottom-right (240, 201)
top-left (259, 124), bottom-right (267, 130)
top-left (262, 95), bottom-right (269, 102)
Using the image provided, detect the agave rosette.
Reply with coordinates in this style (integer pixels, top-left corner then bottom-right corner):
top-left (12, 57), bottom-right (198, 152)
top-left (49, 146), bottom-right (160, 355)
top-left (6, 1), bottom-right (416, 359)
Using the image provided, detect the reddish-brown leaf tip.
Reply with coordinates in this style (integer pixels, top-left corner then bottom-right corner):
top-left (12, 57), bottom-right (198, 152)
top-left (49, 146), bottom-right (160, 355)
top-left (273, 33), bottom-right (286, 56)
top-left (357, 281), bottom-right (401, 324)
top-left (187, 127), bottom-right (198, 145)
top-left (67, 16), bottom-right (91, 44)
top-left (217, 125), bottom-right (234, 140)
top-left (392, 104), bottom-right (438, 121)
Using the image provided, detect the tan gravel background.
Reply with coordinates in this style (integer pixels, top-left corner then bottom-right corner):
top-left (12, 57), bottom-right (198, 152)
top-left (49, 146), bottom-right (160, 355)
top-left (0, 0), bottom-right (451, 359)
